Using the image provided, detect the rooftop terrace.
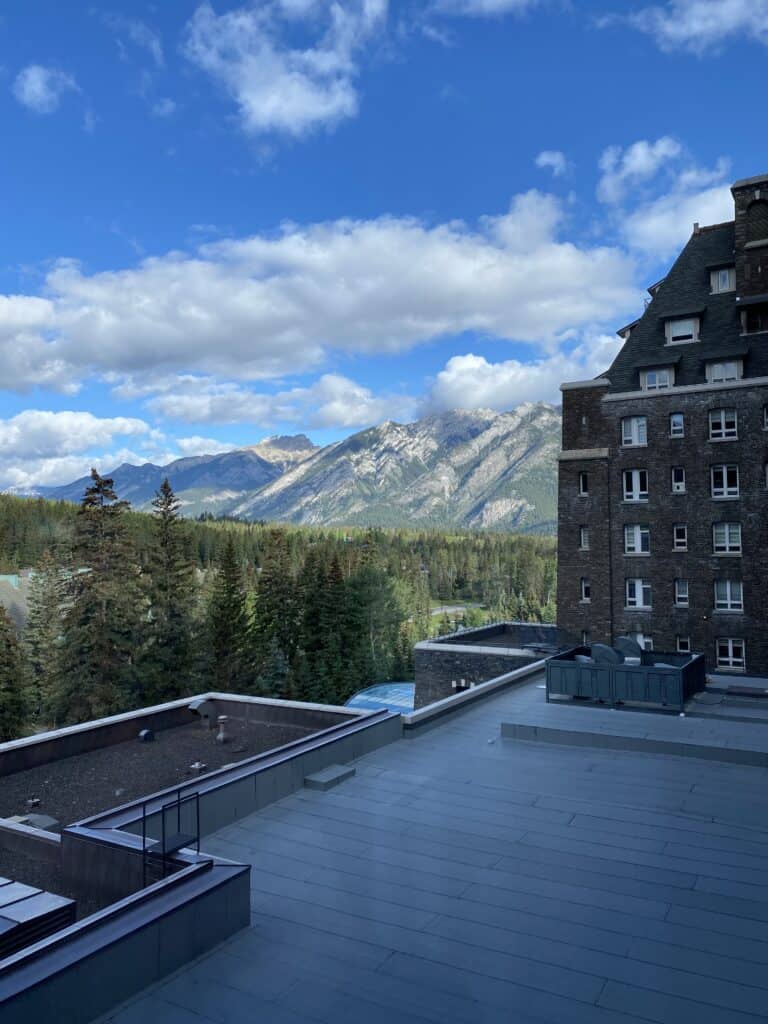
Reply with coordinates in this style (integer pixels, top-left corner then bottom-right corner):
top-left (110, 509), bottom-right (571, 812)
top-left (99, 674), bottom-right (768, 1024)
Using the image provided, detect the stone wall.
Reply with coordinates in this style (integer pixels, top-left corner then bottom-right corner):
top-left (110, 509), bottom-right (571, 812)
top-left (558, 377), bottom-right (768, 676)
top-left (414, 647), bottom-right (535, 708)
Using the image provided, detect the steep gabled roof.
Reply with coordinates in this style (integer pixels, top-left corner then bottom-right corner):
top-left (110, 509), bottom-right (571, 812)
top-left (605, 221), bottom-right (765, 392)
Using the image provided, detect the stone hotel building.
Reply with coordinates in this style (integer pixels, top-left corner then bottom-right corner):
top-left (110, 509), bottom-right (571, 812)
top-left (557, 172), bottom-right (768, 676)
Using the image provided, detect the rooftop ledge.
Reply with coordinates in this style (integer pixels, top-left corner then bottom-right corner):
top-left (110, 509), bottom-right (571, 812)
top-left (560, 378), bottom-right (611, 391)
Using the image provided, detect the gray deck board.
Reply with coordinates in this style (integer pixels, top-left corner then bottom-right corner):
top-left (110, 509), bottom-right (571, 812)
top-left (103, 675), bottom-right (768, 1024)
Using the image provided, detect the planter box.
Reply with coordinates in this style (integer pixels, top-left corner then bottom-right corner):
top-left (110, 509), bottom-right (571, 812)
top-left (546, 647), bottom-right (706, 712)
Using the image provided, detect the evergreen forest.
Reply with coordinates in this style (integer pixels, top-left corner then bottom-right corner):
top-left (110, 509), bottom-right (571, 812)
top-left (0, 480), bottom-right (556, 740)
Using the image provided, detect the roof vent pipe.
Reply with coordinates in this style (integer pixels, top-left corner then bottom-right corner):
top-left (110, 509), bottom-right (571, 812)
top-left (216, 715), bottom-right (230, 744)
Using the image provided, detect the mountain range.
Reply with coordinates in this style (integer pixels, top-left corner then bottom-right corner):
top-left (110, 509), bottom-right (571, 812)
top-left (41, 403), bottom-right (561, 532)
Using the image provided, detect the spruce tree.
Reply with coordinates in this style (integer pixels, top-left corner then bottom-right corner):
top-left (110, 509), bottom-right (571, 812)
top-left (24, 548), bottom-right (67, 724)
top-left (252, 530), bottom-right (297, 678)
top-left (141, 479), bottom-right (198, 703)
top-left (206, 536), bottom-right (251, 692)
top-left (52, 470), bottom-right (146, 723)
top-left (0, 606), bottom-right (27, 741)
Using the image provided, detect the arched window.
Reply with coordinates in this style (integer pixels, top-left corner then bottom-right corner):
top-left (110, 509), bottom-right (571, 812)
top-left (746, 200), bottom-right (768, 243)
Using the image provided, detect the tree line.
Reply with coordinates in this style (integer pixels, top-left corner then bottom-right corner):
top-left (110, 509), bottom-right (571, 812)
top-left (0, 480), bottom-right (556, 740)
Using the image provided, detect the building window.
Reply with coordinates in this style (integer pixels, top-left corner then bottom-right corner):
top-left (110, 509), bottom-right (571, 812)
top-left (763, 405), bottom-right (768, 430)
top-left (621, 416), bottom-right (647, 447)
top-left (676, 635), bottom-right (691, 654)
top-left (743, 304), bottom-right (768, 334)
top-left (710, 267), bottom-right (735, 293)
top-left (641, 368), bottom-right (673, 391)
top-left (665, 317), bottom-right (699, 345)
top-left (716, 638), bottom-right (746, 672)
top-left (673, 524), bottom-right (688, 551)
top-left (709, 408), bottom-right (738, 441)
top-left (626, 578), bottom-right (652, 609)
top-left (746, 199), bottom-right (768, 243)
top-left (624, 524), bottom-right (650, 554)
top-left (623, 469), bottom-right (649, 501)
top-left (633, 633), bottom-right (653, 652)
top-left (711, 464), bottom-right (739, 499)
top-left (580, 578), bottom-right (591, 602)
top-left (714, 580), bottom-right (743, 612)
top-left (713, 522), bottom-right (742, 554)
top-left (671, 466), bottom-right (686, 493)
top-left (706, 360), bottom-right (742, 384)
top-left (674, 579), bottom-right (689, 607)
top-left (669, 413), bottom-right (684, 438)
top-left (581, 630), bottom-right (590, 646)
top-left (578, 471), bottom-right (589, 496)
top-left (579, 526), bottom-right (590, 550)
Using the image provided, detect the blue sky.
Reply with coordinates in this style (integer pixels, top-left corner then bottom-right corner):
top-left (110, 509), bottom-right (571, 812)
top-left (0, 0), bottom-right (766, 489)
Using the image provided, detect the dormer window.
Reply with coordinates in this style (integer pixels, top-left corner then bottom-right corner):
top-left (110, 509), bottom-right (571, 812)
top-left (706, 360), bottom-right (742, 384)
top-left (743, 305), bottom-right (768, 335)
top-left (665, 317), bottom-right (699, 345)
top-left (710, 267), bottom-right (735, 293)
top-left (640, 367), bottom-right (673, 391)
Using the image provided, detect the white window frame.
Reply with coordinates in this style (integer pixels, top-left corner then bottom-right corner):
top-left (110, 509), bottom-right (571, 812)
top-left (669, 413), bottom-right (684, 438)
top-left (710, 267), bottom-right (735, 294)
top-left (713, 522), bottom-right (741, 555)
top-left (706, 360), bottom-right (742, 384)
top-left (640, 367), bottom-right (674, 391)
top-left (709, 408), bottom-right (738, 441)
top-left (673, 524), bottom-right (688, 551)
top-left (763, 405), bottom-right (768, 431)
top-left (633, 632), bottom-right (653, 651)
top-left (623, 469), bottom-right (649, 502)
top-left (676, 635), bottom-right (691, 654)
top-left (621, 416), bottom-right (647, 447)
top-left (671, 467), bottom-right (686, 493)
top-left (578, 471), bottom-right (589, 496)
top-left (665, 317), bottom-right (699, 345)
top-left (581, 630), bottom-right (590, 646)
top-left (716, 638), bottom-right (745, 672)
top-left (579, 526), bottom-right (590, 550)
top-left (674, 579), bottom-right (689, 607)
top-left (711, 464), bottom-right (739, 499)
top-left (624, 524), bottom-right (650, 555)
top-left (714, 580), bottom-right (743, 612)
top-left (626, 578), bottom-right (652, 609)
top-left (580, 577), bottom-right (591, 603)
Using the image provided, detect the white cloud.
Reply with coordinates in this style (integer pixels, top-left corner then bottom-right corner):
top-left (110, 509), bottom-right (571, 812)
top-left (426, 336), bottom-right (622, 412)
top-left (101, 13), bottom-right (165, 67)
top-left (597, 137), bottom-right (682, 204)
top-left (629, 0), bottom-right (768, 53)
top-left (12, 65), bottom-right (79, 114)
top-left (176, 436), bottom-right (234, 456)
top-left (182, 0), bottom-right (387, 137)
top-left (0, 295), bottom-right (73, 392)
top-left (0, 411), bottom-right (151, 490)
top-left (623, 181), bottom-right (733, 256)
top-left (0, 192), bottom-right (636, 394)
top-left (148, 373), bottom-right (416, 429)
top-left (433, 0), bottom-right (539, 14)
top-left (535, 150), bottom-right (568, 177)
top-left (151, 98), bottom-right (177, 117)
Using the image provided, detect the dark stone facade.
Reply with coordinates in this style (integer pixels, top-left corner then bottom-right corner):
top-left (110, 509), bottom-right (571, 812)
top-left (557, 174), bottom-right (768, 677)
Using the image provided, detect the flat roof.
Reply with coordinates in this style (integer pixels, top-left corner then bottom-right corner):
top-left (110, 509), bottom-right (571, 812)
top-left (103, 674), bottom-right (768, 1024)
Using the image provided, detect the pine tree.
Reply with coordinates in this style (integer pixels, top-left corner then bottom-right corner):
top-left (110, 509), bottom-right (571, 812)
top-left (24, 548), bottom-right (67, 724)
top-left (206, 536), bottom-right (251, 692)
top-left (141, 479), bottom-right (198, 703)
top-left (252, 530), bottom-right (297, 676)
top-left (0, 606), bottom-right (27, 741)
top-left (52, 470), bottom-right (146, 723)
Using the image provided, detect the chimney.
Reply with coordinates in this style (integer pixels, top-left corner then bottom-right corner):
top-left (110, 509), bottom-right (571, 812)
top-left (731, 173), bottom-right (768, 298)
